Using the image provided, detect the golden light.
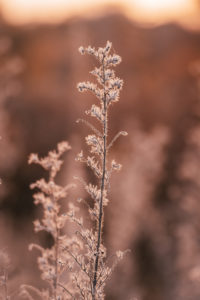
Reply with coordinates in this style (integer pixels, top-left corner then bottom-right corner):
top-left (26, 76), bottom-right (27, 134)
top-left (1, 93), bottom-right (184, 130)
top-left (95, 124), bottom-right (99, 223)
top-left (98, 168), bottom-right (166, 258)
top-left (126, 0), bottom-right (198, 23)
top-left (132, 0), bottom-right (190, 11)
top-left (0, 0), bottom-right (199, 27)
top-left (1, 0), bottom-right (103, 24)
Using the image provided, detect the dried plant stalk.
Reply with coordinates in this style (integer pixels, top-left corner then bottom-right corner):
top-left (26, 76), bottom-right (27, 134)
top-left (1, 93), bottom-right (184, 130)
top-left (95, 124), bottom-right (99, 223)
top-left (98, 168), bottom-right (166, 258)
top-left (67, 41), bottom-right (127, 300)
top-left (22, 142), bottom-right (74, 300)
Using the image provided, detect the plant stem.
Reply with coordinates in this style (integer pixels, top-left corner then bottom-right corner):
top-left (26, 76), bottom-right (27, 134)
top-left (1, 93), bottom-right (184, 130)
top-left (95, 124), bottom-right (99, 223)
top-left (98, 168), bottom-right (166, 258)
top-left (92, 56), bottom-right (107, 299)
top-left (53, 195), bottom-right (59, 300)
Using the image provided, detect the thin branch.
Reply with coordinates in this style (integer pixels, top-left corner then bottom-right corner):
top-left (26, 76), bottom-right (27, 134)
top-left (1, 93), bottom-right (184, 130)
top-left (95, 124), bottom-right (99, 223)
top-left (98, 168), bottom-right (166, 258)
top-left (57, 282), bottom-right (75, 299)
top-left (76, 119), bottom-right (102, 137)
top-left (20, 285), bottom-right (43, 300)
top-left (75, 230), bottom-right (93, 252)
top-left (74, 276), bottom-right (86, 299)
top-left (107, 131), bottom-right (128, 150)
top-left (64, 248), bottom-right (90, 279)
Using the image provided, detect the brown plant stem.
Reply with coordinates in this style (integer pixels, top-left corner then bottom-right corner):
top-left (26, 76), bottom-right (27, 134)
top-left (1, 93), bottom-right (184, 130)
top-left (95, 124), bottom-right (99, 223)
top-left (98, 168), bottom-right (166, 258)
top-left (53, 195), bottom-right (59, 300)
top-left (92, 55), bottom-right (107, 299)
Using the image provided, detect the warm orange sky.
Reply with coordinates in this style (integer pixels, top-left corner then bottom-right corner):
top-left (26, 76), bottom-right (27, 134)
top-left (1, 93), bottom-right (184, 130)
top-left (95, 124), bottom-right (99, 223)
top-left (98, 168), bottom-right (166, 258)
top-left (1, 0), bottom-right (199, 28)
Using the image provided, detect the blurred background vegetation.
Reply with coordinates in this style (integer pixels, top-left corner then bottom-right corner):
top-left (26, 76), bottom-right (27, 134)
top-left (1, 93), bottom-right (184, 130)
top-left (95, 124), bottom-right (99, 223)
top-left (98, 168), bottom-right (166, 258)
top-left (0, 0), bottom-right (200, 299)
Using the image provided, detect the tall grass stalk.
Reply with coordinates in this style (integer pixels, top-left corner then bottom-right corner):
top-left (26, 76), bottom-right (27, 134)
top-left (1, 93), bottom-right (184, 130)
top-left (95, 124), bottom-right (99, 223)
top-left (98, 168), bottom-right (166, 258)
top-left (72, 41), bottom-right (127, 299)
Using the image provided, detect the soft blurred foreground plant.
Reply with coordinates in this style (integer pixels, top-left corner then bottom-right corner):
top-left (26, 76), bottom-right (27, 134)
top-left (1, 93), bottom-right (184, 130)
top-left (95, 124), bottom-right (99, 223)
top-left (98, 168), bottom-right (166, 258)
top-left (0, 250), bottom-right (10, 300)
top-left (20, 141), bottom-right (74, 300)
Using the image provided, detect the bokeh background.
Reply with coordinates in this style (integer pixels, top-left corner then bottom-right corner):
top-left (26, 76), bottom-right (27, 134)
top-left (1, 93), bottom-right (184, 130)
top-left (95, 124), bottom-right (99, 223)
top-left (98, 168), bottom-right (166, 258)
top-left (0, 0), bottom-right (200, 299)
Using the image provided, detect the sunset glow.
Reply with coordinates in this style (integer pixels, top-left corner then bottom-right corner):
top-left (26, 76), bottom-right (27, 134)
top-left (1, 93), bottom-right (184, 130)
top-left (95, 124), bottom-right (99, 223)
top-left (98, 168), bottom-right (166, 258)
top-left (0, 0), bottom-right (199, 27)
top-left (132, 0), bottom-right (191, 11)
top-left (128, 0), bottom-right (197, 23)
